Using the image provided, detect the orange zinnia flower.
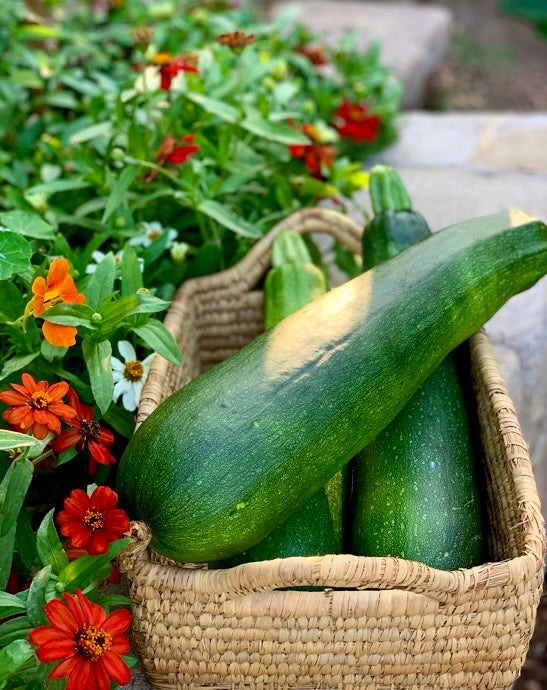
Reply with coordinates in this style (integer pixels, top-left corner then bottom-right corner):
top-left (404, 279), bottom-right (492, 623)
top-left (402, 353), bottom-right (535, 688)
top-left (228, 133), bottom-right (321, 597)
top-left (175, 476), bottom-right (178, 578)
top-left (288, 123), bottom-right (337, 178)
top-left (29, 588), bottom-right (132, 690)
top-left (57, 486), bottom-right (130, 556)
top-left (0, 373), bottom-right (76, 440)
top-left (216, 31), bottom-right (255, 51)
top-left (332, 99), bottom-right (382, 142)
top-left (26, 258), bottom-right (85, 347)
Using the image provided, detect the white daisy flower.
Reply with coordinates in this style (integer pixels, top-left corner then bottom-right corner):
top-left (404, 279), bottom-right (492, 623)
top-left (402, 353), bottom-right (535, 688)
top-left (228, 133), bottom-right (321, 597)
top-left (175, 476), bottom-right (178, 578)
top-left (111, 340), bottom-right (154, 412)
top-left (129, 221), bottom-right (178, 249)
top-left (85, 249), bottom-right (144, 274)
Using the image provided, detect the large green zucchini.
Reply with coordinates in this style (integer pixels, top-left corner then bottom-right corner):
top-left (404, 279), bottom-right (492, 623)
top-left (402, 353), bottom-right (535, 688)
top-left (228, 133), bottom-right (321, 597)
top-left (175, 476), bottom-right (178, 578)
top-left (351, 165), bottom-right (484, 569)
top-left (222, 231), bottom-right (345, 566)
top-left (117, 210), bottom-right (547, 563)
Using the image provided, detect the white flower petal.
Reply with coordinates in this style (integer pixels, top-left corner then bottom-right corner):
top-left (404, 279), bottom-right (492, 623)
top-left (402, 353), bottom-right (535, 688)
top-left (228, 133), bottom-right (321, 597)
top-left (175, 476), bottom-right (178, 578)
top-left (111, 357), bottom-right (125, 372)
top-left (91, 250), bottom-right (106, 263)
top-left (85, 264), bottom-right (98, 274)
top-left (113, 378), bottom-right (131, 402)
top-left (117, 340), bottom-right (136, 362)
top-left (132, 380), bottom-right (144, 406)
top-left (122, 387), bottom-right (138, 412)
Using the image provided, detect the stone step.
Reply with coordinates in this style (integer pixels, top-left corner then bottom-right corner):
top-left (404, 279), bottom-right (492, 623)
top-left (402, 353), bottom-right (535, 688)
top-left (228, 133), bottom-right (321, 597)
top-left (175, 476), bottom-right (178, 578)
top-left (266, 1), bottom-right (453, 108)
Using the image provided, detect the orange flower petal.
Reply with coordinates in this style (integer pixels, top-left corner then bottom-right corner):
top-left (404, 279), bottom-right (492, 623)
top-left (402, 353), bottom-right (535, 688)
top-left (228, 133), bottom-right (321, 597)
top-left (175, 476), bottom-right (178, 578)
top-left (42, 321), bottom-right (78, 347)
top-left (47, 258), bottom-right (70, 288)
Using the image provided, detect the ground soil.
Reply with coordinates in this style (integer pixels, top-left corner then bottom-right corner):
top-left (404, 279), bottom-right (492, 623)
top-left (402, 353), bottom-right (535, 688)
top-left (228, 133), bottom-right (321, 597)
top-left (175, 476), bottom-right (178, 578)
top-left (420, 0), bottom-right (547, 111)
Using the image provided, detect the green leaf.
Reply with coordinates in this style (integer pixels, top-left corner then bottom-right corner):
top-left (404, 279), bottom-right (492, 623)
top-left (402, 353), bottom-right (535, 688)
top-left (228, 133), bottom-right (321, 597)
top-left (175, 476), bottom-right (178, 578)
top-left (83, 340), bottom-right (114, 415)
top-left (0, 232), bottom-right (32, 280)
top-left (197, 200), bottom-right (261, 238)
top-left (185, 92), bottom-right (240, 123)
top-left (58, 538), bottom-right (131, 591)
top-left (0, 639), bottom-right (34, 683)
top-left (0, 430), bottom-right (41, 451)
top-left (0, 617), bottom-right (32, 648)
top-left (26, 565), bottom-right (52, 627)
top-left (40, 340), bottom-right (68, 362)
top-left (0, 353), bottom-right (40, 382)
top-left (0, 211), bottom-right (55, 240)
top-left (97, 293), bottom-right (170, 339)
top-left (133, 318), bottom-right (181, 366)
top-left (240, 114), bottom-right (309, 145)
top-left (121, 244), bottom-right (143, 297)
top-left (41, 302), bottom-right (95, 328)
top-left (0, 457), bottom-right (34, 538)
top-left (94, 593), bottom-right (133, 610)
top-left (85, 253), bottom-right (116, 310)
top-left (36, 509), bottom-right (69, 575)
top-left (14, 509), bottom-right (39, 572)
top-left (69, 121), bottom-right (113, 145)
top-left (0, 592), bottom-right (26, 619)
top-left (102, 166), bottom-right (137, 224)
top-left (25, 178), bottom-right (91, 197)
top-left (102, 405), bottom-right (135, 439)
top-left (0, 281), bottom-right (24, 321)
top-left (0, 523), bottom-right (17, 591)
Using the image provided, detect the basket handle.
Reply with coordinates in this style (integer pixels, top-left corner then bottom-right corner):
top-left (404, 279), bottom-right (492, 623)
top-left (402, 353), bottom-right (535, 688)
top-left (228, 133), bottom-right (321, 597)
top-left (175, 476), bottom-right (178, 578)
top-left (116, 521), bottom-right (152, 574)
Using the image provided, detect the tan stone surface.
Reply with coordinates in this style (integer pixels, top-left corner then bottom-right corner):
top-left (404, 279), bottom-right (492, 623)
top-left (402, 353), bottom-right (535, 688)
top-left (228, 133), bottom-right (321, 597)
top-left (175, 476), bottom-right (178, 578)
top-left (267, 1), bottom-right (453, 107)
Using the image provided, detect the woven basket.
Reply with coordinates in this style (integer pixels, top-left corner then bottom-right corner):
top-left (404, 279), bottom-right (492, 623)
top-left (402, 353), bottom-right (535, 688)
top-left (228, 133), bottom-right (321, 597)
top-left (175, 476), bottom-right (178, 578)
top-left (117, 208), bottom-right (546, 690)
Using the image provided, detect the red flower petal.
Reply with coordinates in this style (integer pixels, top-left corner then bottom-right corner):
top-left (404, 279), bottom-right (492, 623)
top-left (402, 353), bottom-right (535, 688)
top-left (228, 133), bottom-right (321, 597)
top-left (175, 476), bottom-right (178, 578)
top-left (90, 486), bottom-right (118, 512)
top-left (52, 428), bottom-right (82, 453)
top-left (64, 657), bottom-right (95, 690)
top-left (75, 589), bottom-right (107, 628)
top-left (102, 608), bottom-right (133, 636)
top-left (88, 530), bottom-right (109, 555)
top-left (31, 421), bottom-right (50, 440)
top-left (62, 591), bottom-right (86, 630)
top-left (101, 650), bottom-right (132, 685)
top-left (35, 637), bottom-right (77, 663)
top-left (89, 440), bottom-right (116, 466)
top-left (33, 409), bottom-right (62, 435)
top-left (0, 390), bottom-right (28, 405)
top-left (21, 373), bottom-right (38, 393)
top-left (47, 653), bottom-right (79, 679)
top-left (44, 598), bottom-right (79, 635)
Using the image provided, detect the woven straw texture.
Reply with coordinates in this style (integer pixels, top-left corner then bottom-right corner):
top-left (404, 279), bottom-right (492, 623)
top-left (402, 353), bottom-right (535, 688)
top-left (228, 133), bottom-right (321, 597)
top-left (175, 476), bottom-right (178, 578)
top-left (118, 208), bottom-right (546, 690)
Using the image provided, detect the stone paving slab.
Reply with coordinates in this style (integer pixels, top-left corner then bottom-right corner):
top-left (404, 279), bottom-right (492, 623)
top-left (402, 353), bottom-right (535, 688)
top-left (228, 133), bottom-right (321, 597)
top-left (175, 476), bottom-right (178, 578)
top-left (267, 1), bottom-right (453, 108)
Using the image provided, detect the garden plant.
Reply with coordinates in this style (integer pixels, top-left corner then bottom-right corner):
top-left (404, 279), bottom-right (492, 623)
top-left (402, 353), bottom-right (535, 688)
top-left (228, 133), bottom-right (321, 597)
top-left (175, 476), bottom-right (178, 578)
top-left (0, 0), bottom-right (400, 687)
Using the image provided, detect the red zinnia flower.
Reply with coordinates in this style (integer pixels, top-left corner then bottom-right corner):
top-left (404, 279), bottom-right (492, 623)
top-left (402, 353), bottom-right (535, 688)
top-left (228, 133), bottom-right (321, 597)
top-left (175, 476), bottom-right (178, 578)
top-left (57, 485), bottom-right (130, 556)
top-left (156, 135), bottom-right (200, 165)
top-left (29, 588), bottom-right (132, 690)
top-left (296, 43), bottom-right (328, 66)
top-left (152, 52), bottom-right (199, 90)
top-left (51, 389), bottom-right (116, 476)
top-left (332, 99), bottom-right (382, 142)
top-left (288, 123), bottom-right (337, 178)
top-left (0, 374), bottom-right (76, 440)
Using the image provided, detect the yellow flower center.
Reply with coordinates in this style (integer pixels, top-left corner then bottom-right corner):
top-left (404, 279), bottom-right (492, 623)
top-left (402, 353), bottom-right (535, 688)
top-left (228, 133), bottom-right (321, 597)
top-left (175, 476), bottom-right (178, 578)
top-left (29, 391), bottom-right (52, 410)
top-left (75, 625), bottom-right (112, 661)
top-left (43, 287), bottom-right (63, 309)
top-left (148, 230), bottom-right (161, 240)
top-left (124, 360), bottom-right (144, 382)
top-left (82, 509), bottom-right (104, 532)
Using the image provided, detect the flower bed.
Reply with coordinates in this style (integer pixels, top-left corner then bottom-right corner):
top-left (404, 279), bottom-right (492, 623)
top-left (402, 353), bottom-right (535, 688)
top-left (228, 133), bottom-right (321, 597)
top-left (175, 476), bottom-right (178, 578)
top-left (0, 0), bottom-right (400, 687)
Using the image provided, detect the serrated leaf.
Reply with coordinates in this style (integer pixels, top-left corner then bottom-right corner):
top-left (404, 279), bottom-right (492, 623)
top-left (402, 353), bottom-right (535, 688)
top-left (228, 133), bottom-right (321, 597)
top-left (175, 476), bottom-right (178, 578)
top-left (133, 318), bottom-right (181, 366)
top-left (36, 509), bottom-right (69, 575)
top-left (85, 252), bottom-right (116, 310)
top-left (0, 430), bottom-right (41, 451)
top-left (0, 353), bottom-right (40, 382)
top-left (0, 232), bottom-right (32, 280)
top-left (58, 538), bottom-right (131, 591)
top-left (0, 457), bottom-right (34, 538)
top-left (0, 639), bottom-right (34, 682)
top-left (82, 340), bottom-right (114, 415)
top-left (102, 166), bottom-right (137, 224)
top-left (197, 200), bottom-right (261, 238)
top-left (0, 211), bottom-right (55, 240)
